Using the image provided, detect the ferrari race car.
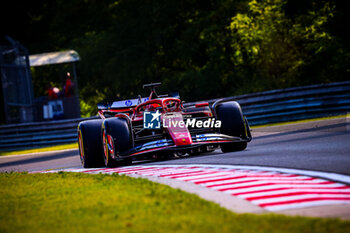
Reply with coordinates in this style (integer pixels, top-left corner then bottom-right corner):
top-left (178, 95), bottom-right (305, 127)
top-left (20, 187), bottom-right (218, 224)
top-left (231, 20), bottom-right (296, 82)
top-left (78, 83), bottom-right (252, 168)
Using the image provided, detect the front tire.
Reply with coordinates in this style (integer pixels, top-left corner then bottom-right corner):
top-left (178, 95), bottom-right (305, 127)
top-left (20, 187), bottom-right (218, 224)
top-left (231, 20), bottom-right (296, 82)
top-left (102, 118), bottom-right (133, 167)
top-left (216, 101), bottom-right (249, 153)
top-left (78, 120), bottom-right (105, 168)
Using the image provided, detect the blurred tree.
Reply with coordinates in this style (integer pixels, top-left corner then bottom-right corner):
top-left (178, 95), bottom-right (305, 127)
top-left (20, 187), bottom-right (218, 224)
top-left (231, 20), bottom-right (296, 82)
top-left (1, 0), bottom-right (349, 119)
top-left (69, 0), bottom-right (248, 115)
top-left (228, 0), bottom-right (337, 91)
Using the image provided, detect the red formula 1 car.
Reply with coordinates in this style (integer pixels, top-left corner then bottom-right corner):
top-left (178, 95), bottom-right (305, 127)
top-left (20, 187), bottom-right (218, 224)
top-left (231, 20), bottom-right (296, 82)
top-left (78, 83), bottom-right (252, 168)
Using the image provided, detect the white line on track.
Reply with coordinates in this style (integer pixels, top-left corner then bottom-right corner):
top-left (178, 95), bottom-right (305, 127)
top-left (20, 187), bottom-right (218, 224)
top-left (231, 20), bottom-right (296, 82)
top-left (33, 164), bottom-right (350, 212)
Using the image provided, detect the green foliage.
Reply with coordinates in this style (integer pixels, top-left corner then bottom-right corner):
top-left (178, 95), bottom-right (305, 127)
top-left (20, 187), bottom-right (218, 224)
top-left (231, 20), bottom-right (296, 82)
top-left (5, 0), bottom-right (350, 116)
top-left (1, 172), bottom-right (350, 233)
top-left (228, 0), bottom-right (337, 90)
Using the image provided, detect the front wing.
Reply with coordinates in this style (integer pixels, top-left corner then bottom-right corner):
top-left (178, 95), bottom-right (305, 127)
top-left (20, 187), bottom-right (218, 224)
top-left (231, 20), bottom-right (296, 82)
top-left (119, 133), bottom-right (250, 158)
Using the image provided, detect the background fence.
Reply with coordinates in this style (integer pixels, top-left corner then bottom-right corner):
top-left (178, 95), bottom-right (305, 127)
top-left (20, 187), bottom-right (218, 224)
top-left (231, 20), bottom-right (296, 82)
top-left (1, 81), bottom-right (349, 151)
top-left (184, 80), bottom-right (350, 126)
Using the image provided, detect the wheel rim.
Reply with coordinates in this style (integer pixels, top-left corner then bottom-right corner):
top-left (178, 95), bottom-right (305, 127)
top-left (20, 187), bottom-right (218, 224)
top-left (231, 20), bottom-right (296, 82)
top-left (102, 129), bottom-right (108, 165)
top-left (107, 135), bottom-right (115, 158)
top-left (78, 130), bottom-right (84, 165)
top-left (102, 129), bottom-right (116, 165)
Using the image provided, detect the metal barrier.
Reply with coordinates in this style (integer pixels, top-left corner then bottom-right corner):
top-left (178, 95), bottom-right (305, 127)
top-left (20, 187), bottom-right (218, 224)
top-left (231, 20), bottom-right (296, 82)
top-left (184, 80), bottom-right (350, 126)
top-left (1, 81), bottom-right (349, 151)
top-left (0, 117), bottom-right (97, 151)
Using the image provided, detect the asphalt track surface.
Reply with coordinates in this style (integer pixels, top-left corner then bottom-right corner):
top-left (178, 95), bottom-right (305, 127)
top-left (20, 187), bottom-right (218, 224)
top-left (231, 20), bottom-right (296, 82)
top-left (1, 117), bottom-right (349, 175)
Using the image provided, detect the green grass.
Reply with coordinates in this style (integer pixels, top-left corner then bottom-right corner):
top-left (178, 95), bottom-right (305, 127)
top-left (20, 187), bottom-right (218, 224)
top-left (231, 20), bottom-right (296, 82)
top-left (0, 143), bottom-right (78, 156)
top-left (251, 113), bottom-right (349, 129)
top-left (0, 173), bottom-right (349, 233)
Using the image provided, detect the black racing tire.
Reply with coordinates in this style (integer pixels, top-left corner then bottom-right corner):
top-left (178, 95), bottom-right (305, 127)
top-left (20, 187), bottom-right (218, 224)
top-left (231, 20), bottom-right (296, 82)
top-left (102, 117), bottom-right (133, 167)
top-left (78, 119), bottom-right (105, 168)
top-left (216, 101), bottom-right (248, 153)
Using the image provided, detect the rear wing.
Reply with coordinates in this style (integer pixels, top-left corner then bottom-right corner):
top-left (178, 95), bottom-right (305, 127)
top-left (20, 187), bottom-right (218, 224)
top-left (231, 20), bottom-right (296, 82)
top-left (98, 97), bottom-right (149, 110)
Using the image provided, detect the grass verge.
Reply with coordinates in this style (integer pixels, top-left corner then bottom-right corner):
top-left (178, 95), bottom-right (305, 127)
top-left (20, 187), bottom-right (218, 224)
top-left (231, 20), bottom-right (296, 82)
top-left (0, 143), bottom-right (78, 156)
top-left (1, 172), bottom-right (349, 233)
top-left (251, 113), bottom-right (349, 129)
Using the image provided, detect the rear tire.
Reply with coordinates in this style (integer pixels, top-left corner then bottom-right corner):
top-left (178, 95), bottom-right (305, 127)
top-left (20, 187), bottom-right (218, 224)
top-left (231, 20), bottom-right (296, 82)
top-left (216, 101), bottom-right (249, 153)
top-left (78, 120), bottom-right (105, 168)
top-left (102, 118), bottom-right (133, 167)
